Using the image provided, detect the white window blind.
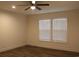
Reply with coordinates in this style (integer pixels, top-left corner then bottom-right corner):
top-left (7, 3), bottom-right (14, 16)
top-left (52, 18), bottom-right (67, 42)
top-left (39, 18), bottom-right (67, 42)
top-left (39, 20), bottom-right (51, 41)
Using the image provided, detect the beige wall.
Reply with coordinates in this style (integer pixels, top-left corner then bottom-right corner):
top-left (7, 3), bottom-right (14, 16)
top-left (0, 9), bottom-right (79, 53)
top-left (0, 10), bottom-right (27, 52)
top-left (27, 9), bottom-right (79, 52)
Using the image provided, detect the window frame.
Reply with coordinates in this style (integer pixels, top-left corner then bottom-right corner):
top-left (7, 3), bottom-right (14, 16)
top-left (38, 17), bottom-right (68, 43)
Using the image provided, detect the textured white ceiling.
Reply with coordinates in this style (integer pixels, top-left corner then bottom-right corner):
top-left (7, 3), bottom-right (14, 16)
top-left (0, 1), bottom-right (79, 15)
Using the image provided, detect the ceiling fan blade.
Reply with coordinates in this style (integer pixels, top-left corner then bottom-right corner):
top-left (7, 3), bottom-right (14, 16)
top-left (36, 4), bottom-right (49, 6)
top-left (35, 1), bottom-right (37, 4)
top-left (25, 7), bottom-right (30, 11)
top-left (29, 1), bottom-right (33, 6)
top-left (36, 6), bottom-right (42, 10)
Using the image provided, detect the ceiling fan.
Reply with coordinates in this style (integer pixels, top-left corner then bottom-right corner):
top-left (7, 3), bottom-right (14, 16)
top-left (16, 1), bottom-right (49, 11)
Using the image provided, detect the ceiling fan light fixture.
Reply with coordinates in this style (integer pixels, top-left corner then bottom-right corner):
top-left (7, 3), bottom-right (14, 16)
top-left (32, 1), bottom-right (35, 4)
top-left (30, 6), bottom-right (36, 10)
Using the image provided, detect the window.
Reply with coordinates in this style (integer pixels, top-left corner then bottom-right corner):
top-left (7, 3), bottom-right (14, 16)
top-left (39, 18), bottom-right (67, 42)
top-left (52, 18), bottom-right (67, 42)
top-left (39, 20), bottom-right (51, 41)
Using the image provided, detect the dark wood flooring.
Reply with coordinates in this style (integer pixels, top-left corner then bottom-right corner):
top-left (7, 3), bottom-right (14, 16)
top-left (0, 45), bottom-right (79, 57)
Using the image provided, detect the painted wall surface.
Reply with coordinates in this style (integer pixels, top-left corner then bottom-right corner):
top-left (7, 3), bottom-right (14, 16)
top-left (27, 9), bottom-right (79, 52)
top-left (0, 9), bottom-right (79, 53)
top-left (0, 10), bottom-right (27, 52)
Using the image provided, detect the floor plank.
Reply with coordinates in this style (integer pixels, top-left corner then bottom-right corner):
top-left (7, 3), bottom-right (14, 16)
top-left (0, 45), bottom-right (79, 57)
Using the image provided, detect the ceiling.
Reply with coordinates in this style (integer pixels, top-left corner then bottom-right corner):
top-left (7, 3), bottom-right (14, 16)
top-left (0, 1), bottom-right (79, 15)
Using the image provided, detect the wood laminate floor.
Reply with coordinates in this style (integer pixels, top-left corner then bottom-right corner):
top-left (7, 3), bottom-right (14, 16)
top-left (0, 45), bottom-right (79, 57)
